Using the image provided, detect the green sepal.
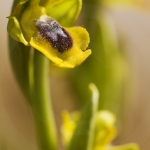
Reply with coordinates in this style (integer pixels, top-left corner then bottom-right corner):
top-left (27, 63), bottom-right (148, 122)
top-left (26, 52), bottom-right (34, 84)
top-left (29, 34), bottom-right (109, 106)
top-left (7, 16), bottom-right (28, 45)
top-left (11, 0), bottom-right (29, 18)
top-left (7, 0), bottom-right (30, 45)
top-left (67, 83), bottom-right (99, 150)
top-left (47, 0), bottom-right (82, 26)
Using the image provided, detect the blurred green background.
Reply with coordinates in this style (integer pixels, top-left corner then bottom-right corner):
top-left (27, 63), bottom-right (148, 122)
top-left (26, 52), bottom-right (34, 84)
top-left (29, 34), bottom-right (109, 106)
top-left (1, 0), bottom-right (150, 150)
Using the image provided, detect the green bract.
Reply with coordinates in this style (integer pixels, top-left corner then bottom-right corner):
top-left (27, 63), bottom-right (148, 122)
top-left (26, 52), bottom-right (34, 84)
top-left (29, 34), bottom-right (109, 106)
top-left (7, 0), bottom-right (91, 68)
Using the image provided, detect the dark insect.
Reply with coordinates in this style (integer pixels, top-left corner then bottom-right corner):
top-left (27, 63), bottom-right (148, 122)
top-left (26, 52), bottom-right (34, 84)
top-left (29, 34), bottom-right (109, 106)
top-left (35, 17), bottom-right (73, 53)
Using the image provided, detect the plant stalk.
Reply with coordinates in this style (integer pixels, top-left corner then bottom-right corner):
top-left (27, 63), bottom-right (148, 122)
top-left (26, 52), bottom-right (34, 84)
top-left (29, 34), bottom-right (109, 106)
top-left (30, 50), bottom-right (57, 150)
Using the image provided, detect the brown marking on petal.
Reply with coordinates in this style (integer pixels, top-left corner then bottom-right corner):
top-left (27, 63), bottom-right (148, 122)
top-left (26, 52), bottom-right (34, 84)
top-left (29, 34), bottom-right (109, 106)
top-left (35, 16), bottom-right (73, 53)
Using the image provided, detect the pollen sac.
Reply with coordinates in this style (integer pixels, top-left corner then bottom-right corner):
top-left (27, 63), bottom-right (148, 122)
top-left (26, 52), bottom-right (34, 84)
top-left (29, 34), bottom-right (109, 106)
top-left (35, 16), bottom-right (73, 53)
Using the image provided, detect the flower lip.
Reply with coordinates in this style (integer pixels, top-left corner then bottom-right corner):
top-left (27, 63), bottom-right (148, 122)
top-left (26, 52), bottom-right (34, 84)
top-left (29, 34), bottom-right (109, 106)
top-left (35, 16), bottom-right (73, 53)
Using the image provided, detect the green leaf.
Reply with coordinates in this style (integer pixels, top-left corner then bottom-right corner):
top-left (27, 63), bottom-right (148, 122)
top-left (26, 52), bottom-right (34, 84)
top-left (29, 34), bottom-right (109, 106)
top-left (11, 0), bottom-right (22, 10)
top-left (67, 83), bottom-right (99, 150)
top-left (9, 36), bottom-right (31, 102)
top-left (47, 0), bottom-right (82, 27)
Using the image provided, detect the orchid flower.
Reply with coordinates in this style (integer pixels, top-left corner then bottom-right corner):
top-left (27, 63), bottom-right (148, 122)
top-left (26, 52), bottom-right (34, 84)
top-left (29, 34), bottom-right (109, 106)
top-left (7, 0), bottom-right (91, 68)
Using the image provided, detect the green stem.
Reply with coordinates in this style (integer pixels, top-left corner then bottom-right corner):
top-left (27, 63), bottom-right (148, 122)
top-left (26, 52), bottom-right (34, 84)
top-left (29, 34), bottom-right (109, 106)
top-left (31, 50), bottom-right (57, 150)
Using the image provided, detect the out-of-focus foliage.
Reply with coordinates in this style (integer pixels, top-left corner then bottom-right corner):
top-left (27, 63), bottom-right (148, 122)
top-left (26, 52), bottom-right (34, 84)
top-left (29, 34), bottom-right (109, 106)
top-left (70, 12), bottom-right (128, 118)
top-left (67, 84), bottom-right (99, 150)
top-left (61, 84), bottom-right (139, 150)
top-left (101, 0), bottom-right (150, 11)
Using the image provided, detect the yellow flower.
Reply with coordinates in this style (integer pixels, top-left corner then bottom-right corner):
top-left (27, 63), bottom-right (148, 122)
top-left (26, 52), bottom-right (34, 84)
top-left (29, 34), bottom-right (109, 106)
top-left (60, 108), bottom-right (139, 150)
top-left (30, 15), bottom-right (91, 68)
top-left (61, 110), bottom-right (116, 149)
top-left (7, 0), bottom-right (91, 68)
top-left (93, 110), bottom-right (117, 150)
top-left (61, 110), bottom-right (79, 146)
top-left (93, 111), bottom-right (139, 150)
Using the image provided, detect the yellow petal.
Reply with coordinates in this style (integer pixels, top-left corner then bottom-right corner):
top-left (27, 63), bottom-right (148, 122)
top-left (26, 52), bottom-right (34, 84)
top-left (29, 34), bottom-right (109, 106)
top-left (30, 17), bottom-right (91, 68)
top-left (94, 111), bottom-right (117, 147)
top-left (67, 27), bottom-right (89, 50)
